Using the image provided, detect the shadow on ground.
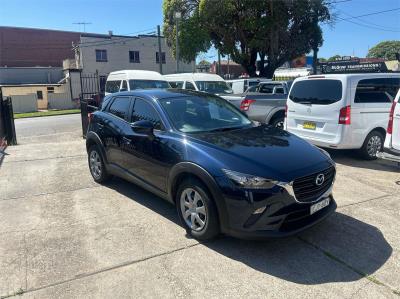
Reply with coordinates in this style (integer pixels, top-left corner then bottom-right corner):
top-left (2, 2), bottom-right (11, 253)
top-left (327, 149), bottom-right (400, 173)
top-left (105, 177), bottom-right (392, 285)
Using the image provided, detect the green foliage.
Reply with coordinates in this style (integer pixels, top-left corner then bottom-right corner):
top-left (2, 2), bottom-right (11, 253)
top-left (328, 54), bottom-right (341, 61)
top-left (367, 41), bottom-right (400, 60)
top-left (162, 0), bottom-right (331, 76)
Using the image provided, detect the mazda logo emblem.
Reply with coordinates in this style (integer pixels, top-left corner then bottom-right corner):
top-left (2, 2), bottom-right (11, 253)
top-left (315, 174), bottom-right (325, 186)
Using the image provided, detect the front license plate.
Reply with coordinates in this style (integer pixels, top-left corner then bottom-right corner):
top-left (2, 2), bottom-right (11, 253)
top-left (310, 197), bottom-right (330, 215)
top-left (303, 121), bottom-right (316, 130)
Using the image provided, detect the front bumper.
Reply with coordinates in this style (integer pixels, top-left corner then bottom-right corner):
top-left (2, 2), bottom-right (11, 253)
top-left (219, 186), bottom-right (336, 239)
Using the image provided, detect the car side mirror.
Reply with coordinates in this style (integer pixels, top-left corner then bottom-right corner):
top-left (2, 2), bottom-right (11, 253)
top-left (131, 120), bottom-right (154, 136)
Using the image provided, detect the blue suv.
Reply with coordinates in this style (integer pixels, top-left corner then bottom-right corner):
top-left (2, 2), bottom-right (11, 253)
top-left (86, 89), bottom-right (336, 240)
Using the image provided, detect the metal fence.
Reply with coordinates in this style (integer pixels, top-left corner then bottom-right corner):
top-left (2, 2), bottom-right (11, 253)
top-left (0, 88), bottom-right (17, 146)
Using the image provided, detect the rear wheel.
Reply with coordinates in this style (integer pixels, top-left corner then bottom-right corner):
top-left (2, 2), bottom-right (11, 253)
top-left (271, 117), bottom-right (285, 129)
top-left (359, 130), bottom-right (384, 160)
top-left (88, 144), bottom-right (112, 183)
top-left (176, 178), bottom-right (219, 240)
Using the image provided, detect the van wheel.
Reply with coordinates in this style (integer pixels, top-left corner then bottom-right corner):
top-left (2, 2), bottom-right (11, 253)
top-left (359, 131), bottom-right (384, 160)
top-left (176, 178), bottom-right (220, 241)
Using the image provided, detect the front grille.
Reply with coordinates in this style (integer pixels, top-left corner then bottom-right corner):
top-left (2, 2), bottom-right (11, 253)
top-left (292, 166), bottom-right (335, 203)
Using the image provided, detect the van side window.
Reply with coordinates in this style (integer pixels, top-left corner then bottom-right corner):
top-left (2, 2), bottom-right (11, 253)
top-left (108, 97), bottom-right (131, 120)
top-left (131, 98), bottom-right (164, 130)
top-left (355, 78), bottom-right (400, 103)
top-left (106, 80), bottom-right (122, 94)
top-left (170, 81), bottom-right (184, 89)
top-left (185, 82), bottom-right (196, 90)
top-left (121, 80), bottom-right (128, 91)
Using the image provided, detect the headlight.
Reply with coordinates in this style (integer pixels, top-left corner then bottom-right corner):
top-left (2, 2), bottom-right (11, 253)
top-left (222, 169), bottom-right (281, 189)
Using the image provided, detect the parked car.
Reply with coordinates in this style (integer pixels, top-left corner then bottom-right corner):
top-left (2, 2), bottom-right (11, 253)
top-left (225, 81), bottom-right (293, 129)
top-left (285, 74), bottom-right (400, 160)
top-left (227, 78), bottom-right (271, 94)
top-left (86, 89), bottom-right (336, 240)
top-left (377, 88), bottom-right (400, 163)
top-left (105, 70), bottom-right (169, 95)
top-left (164, 73), bottom-right (233, 95)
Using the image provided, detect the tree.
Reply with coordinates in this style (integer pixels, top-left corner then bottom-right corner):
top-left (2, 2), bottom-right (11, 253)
top-left (367, 41), bottom-right (400, 60)
top-left (163, 0), bottom-right (331, 77)
top-left (328, 54), bottom-right (341, 61)
top-left (198, 59), bottom-right (211, 66)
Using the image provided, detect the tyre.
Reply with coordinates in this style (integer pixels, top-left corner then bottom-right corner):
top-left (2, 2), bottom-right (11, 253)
top-left (359, 130), bottom-right (384, 160)
top-left (270, 116), bottom-right (285, 129)
top-left (88, 144), bottom-right (112, 183)
top-left (176, 178), bottom-right (220, 240)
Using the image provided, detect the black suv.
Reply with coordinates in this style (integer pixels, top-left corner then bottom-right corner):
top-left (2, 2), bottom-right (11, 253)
top-left (86, 89), bottom-right (336, 240)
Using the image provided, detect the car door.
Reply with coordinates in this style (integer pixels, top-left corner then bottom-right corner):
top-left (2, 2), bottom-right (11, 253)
top-left (120, 97), bottom-right (170, 192)
top-left (101, 96), bottom-right (133, 168)
top-left (389, 79), bottom-right (400, 150)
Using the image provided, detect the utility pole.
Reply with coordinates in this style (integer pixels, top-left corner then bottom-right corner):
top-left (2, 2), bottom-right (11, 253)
top-left (157, 25), bottom-right (163, 74)
top-left (175, 12), bottom-right (181, 73)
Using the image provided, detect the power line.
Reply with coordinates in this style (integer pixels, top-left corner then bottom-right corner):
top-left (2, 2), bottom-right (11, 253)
top-left (340, 7), bottom-right (400, 21)
top-left (338, 9), bottom-right (400, 31)
top-left (337, 15), bottom-right (400, 32)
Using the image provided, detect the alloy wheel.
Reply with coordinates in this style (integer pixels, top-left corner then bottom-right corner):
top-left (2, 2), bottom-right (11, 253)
top-left (89, 150), bottom-right (102, 179)
top-left (367, 135), bottom-right (382, 158)
top-left (180, 188), bottom-right (207, 231)
top-left (275, 120), bottom-right (284, 130)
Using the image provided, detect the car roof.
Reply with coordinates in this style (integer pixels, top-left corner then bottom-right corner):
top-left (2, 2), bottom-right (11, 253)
top-left (107, 70), bottom-right (166, 81)
top-left (107, 88), bottom-right (209, 100)
top-left (163, 72), bottom-right (225, 81)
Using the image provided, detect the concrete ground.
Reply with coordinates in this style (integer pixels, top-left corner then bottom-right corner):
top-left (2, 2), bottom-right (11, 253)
top-left (0, 115), bottom-right (399, 298)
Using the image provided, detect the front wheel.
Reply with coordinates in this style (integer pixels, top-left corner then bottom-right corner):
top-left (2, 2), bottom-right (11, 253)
top-left (176, 179), bottom-right (220, 240)
top-left (359, 131), bottom-right (384, 160)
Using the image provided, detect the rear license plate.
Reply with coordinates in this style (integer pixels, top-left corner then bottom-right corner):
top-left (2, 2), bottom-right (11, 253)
top-left (310, 197), bottom-right (330, 215)
top-left (303, 121), bottom-right (316, 130)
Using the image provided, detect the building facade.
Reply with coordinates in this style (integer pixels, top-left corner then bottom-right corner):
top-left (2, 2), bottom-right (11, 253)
top-left (0, 26), bottom-right (80, 67)
top-left (77, 33), bottom-right (194, 79)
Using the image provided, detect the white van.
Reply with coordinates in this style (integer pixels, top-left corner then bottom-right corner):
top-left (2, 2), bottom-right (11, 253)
top-left (164, 73), bottom-right (233, 95)
top-left (285, 73), bottom-right (400, 159)
top-left (105, 70), bottom-right (169, 95)
top-left (378, 88), bottom-right (400, 162)
top-left (227, 78), bottom-right (271, 94)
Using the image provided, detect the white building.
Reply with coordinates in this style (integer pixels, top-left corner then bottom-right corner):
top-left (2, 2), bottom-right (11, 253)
top-left (76, 32), bottom-right (194, 82)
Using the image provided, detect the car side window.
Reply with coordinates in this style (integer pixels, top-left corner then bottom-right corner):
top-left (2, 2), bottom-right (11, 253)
top-left (105, 80), bottom-right (122, 94)
top-left (131, 98), bottom-right (164, 130)
top-left (185, 81), bottom-right (196, 90)
top-left (108, 97), bottom-right (131, 120)
top-left (121, 80), bottom-right (128, 91)
top-left (170, 81), bottom-right (184, 88)
top-left (355, 78), bottom-right (399, 103)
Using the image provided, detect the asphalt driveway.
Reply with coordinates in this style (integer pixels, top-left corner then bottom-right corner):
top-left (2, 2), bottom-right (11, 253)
top-left (0, 115), bottom-right (399, 298)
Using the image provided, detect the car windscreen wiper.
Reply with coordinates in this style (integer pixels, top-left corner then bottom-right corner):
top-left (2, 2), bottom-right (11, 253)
top-left (207, 125), bottom-right (247, 133)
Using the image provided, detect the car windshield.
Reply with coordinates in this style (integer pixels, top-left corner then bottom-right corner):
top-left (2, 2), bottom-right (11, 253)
top-left (195, 81), bottom-right (233, 94)
top-left (289, 79), bottom-right (342, 105)
top-left (129, 80), bottom-right (170, 90)
top-left (159, 95), bottom-right (252, 133)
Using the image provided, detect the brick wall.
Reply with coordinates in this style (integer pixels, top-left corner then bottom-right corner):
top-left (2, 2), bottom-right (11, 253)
top-left (0, 27), bottom-right (80, 67)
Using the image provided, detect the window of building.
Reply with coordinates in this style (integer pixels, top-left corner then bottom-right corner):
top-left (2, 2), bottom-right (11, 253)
top-left (47, 87), bottom-right (54, 94)
top-left (156, 52), bottom-right (166, 64)
top-left (129, 51), bottom-right (140, 63)
top-left (355, 78), bottom-right (400, 103)
top-left (96, 49), bottom-right (108, 62)
top-left (108, 97), bottom-right (131, 119)
top-left (36, 90), bottom-right (43, 100)
top-left (131, 98), bottom-right (163, 130)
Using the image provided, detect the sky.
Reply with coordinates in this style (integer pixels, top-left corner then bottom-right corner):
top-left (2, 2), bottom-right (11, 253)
top-left (0, 0), bottom-right (399, 61)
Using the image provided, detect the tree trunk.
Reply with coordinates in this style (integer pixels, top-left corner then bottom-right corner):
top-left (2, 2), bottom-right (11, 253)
top-left (312, 47), bottom-right (318, 74)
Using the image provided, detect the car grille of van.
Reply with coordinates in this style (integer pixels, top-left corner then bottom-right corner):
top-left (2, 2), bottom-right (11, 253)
top-left (292, 166), bottom-right (335, 203)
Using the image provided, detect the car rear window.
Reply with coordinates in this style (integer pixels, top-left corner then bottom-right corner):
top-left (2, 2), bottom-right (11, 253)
top-left (289, 79), bottom-right (342, 105)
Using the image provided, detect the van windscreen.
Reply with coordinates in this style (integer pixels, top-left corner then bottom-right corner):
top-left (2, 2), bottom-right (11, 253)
top-left (289, 79), bottom-right (342, 105)
top-left (129, 80), bottom-right (170, 90)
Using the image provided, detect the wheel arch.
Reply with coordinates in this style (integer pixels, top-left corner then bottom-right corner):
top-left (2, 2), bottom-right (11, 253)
top-left (266, 108), bottom-right (285, 124)
top-left (86, 131), bottom-right (108, 163)
top-left (167, 162), bottom-right (229, 231)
